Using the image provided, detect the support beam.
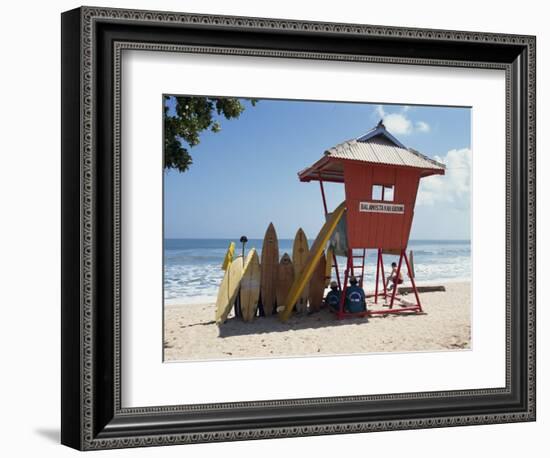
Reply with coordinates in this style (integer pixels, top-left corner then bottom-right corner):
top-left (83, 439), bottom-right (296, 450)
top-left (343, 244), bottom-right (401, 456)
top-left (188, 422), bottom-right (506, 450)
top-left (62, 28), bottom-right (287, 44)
top-left (374, 249), bottom-right (380, 304)
top-left (389, 250), bottom-right (404, 308)
top-left (403, 251), bottom-right (422, 312)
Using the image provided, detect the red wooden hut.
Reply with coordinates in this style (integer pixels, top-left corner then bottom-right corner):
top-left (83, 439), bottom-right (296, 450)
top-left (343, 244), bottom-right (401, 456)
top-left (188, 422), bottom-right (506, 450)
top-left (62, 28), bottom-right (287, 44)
top-left (298, 120), bottom-right (445, 318)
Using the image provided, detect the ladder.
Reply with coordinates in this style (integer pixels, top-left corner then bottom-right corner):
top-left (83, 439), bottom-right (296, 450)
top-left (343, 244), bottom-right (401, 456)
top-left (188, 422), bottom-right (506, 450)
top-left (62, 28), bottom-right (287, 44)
top-left (351, 248), bottom-right (367, 287)
top-left (336, 248), bottom-right (367, 318)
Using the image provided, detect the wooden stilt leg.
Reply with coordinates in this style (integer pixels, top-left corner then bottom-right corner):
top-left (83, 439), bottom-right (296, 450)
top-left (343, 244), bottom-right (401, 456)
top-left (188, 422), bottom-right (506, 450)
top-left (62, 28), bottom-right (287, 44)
top-left (374, 249), bottom-right (380, 304)
top-left (380, 251), bottom-right (387, 298)
top-left (389, 250), bottom-right (404, 309)
top-left (403, 251), bottom-right (422, 312)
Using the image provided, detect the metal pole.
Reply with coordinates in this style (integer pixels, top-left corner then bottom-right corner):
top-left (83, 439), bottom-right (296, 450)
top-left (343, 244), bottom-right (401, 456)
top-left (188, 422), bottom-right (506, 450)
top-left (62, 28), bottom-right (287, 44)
top-left (318, 172), bottom-right (328, 216)
top-left (239, 236), bottom-right (248, 262)
top-left (235, 235), bottom-right (248, 319)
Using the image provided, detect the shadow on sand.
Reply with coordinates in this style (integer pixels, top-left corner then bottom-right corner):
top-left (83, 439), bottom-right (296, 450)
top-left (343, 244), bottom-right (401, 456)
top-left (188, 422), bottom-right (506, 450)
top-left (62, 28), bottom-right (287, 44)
top-left (216, 306), bottom-right (421, 338)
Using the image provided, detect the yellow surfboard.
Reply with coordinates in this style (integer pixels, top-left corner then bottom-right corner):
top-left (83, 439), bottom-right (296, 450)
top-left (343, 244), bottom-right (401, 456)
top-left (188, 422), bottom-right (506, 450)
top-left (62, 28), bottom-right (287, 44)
top-left (280, 202), bottom-right (346, 321)
top-left (215, 255), bottom-right (243, 324)
top-left (221, 241), bottom-right (235, 271)
top-left (240, 249), bottom-right (261, 322)
top-left (292, 228), bottom-right (309, 313)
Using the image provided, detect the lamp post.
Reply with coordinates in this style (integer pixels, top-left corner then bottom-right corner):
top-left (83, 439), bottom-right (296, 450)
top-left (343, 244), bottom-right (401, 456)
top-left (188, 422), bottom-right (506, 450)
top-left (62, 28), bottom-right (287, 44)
top-left (239, 235), bottom-right (248, 263)
top-left (235, 236), bottom-right (248, 319)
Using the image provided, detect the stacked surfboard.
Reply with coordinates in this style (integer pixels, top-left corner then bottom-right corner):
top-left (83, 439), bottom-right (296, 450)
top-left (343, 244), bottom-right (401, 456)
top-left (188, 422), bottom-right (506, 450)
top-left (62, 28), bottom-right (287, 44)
top-left (215, 204), bottom-right (345, 324)
top-left (215, 247), bottom-right (261, 324)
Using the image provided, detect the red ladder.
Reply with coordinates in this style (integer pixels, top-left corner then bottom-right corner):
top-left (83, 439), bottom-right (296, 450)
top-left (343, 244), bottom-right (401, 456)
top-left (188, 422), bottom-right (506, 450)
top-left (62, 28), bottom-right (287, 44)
top-left (351, 249), bottom-right (367, 287)
top-left (336, 248), bottom-right (368, 319)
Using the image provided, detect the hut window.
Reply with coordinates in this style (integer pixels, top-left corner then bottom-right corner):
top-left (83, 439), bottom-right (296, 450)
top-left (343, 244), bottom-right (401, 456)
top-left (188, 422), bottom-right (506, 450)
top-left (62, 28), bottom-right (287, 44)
top-left (372, 185), bottom-right (383, 200)
top-left (372, 184), bottom-right (395, 201)
top-left (383, 185), bottom-right (395, 202)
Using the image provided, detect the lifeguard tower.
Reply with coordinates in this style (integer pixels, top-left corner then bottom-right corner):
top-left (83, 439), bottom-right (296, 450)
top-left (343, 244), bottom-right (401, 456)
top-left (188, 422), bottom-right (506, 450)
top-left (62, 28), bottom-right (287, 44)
top-left (296, 120), bottom-right (445, 319)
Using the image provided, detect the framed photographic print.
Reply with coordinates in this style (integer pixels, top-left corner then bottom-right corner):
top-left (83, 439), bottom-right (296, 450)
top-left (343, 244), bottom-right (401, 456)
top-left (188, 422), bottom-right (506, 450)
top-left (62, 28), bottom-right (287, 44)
top-left (61, 6), bottom-right (536, 450)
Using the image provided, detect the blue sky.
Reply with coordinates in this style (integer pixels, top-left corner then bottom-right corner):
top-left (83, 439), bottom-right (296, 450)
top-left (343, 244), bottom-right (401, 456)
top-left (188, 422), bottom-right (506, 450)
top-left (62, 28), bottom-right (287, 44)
top-left (164, 97), bottom-right (471, 240)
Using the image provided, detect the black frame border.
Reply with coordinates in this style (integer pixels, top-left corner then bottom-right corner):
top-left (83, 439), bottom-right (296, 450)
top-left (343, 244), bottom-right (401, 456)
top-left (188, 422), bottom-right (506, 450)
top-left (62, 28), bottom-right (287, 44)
top-left (61, 6), bottom-right (536, 450)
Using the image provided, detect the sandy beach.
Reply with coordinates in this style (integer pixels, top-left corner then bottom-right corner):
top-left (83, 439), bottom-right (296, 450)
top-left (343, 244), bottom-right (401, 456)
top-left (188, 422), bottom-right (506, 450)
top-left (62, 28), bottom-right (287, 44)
top-left (163, 281), bottom-right (471, 361)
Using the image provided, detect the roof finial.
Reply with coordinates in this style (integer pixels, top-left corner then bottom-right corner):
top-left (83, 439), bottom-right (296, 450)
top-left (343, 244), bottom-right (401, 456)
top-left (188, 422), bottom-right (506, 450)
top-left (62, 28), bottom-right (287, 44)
top-left (377, 119), bottom-right (386, 129)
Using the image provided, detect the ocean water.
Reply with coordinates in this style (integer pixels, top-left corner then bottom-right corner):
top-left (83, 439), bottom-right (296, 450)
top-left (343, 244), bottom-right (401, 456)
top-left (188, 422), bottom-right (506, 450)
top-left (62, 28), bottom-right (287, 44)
top-left (164, 239), bottom-right (471, 304)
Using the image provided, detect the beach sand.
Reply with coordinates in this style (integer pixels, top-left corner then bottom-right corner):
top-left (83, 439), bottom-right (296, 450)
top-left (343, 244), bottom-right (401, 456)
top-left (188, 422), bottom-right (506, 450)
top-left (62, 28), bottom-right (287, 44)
top-left (163, 281), bottom-right (471, 361)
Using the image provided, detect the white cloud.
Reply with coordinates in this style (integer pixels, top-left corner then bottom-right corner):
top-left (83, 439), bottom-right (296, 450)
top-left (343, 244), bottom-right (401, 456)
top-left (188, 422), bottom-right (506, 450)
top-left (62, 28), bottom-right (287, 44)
top-left (416, 121), bottom-right (430, 132)
top-left (375, 105), bottom-right (430, 135)
top-left (416, 148), bottom-right (471, 208)
top-left (384, 113), bottom-right (413, 135)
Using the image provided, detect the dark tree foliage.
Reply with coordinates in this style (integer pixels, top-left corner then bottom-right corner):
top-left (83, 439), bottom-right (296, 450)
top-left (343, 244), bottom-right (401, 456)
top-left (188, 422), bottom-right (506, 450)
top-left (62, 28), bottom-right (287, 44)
top-left (163, 96), bottom-right (256, 172)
